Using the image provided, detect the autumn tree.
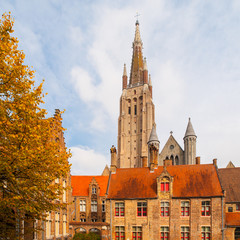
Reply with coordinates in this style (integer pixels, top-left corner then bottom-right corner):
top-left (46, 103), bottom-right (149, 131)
top-left (0, 13), bottom-right (71, 238)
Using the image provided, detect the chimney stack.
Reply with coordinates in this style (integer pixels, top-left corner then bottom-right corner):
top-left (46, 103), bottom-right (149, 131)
top-left (213, 158), bottom-right (217, 167)
top-left (164, 159), bottom-right (173, 167)
top-left (141, 156), bottom-right (148, 168)
top-left (196, 156), bottom-right (201, 165)
top-left (110, 145), bottom-right (117, 173)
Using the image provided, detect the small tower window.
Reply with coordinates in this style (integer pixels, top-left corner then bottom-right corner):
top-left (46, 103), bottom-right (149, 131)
top-left (128, 107), bottom-right (131, 114)
top-left (134, 90), bottom-right (136, 94)
top-left (134, 105), bottom-right (137, 115)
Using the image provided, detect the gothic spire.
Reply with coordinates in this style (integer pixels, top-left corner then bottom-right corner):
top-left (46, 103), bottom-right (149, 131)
top-left (129, 21), bottom-right (144, 86)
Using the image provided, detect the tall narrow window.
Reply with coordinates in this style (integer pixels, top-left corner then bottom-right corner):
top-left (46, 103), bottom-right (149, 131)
top-left (181, 201), bottom-right (190, 216)
top-left (115, 226), bottom-right (125, 240)
top-left (63, 214), bottom-right (67, 236)
top-left (55, 212), bottom-right (60, 236)
top-left (102, 200), bottom-right (105, 212)
top-left (161, 202), bottom-right (169, 216)
top-left (63, 180), bottom-right (66, 203)
top-left (161, 182), bottom-right (169, 192)
top-left (91, 200), bottom-right (97, 212)
top-left (137, 202), bottom-right (147, 216)
top-left (181, 226), bottom-right (189, 239)
top-left (80, 200), bottom-right (86, 212)
top-left (160, 226), bottom-right (169, 240)
top-left (115, 202), bottom-right (124, 216)
top-left (236, 203), bottom-right (240, 211)
top-left (132, 226), bottom-right (142, 240)
top-left (46, 212), bottom-right (51, 238)
top-left (201, 201), bottom-right (210, 216)
top-left (128, 107), bottom-right (131, 114)
top-left (201, 226), bottom-right (210, 240)
top-left (134, 105), bottom-right (137, 115)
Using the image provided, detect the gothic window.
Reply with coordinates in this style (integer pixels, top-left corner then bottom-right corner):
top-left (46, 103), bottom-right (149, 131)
top-left (137, 202), bottom-right (147, 216)
top-left (55, 212), bottom-right (60, 236)
top-left (166, 156), bottom-right (169, 160)
top-left (181, 226), bottom-right (190, 240)
top-left (160, 226), bottom-right (169, 240)
top-left (115, 202), bottom-right (124, 216)
top-left (175, 156), bottom-right (179, 165)
top-left (128, 107), bottom-right (131, 114)
top-left (201, 201), bottom-right (210, 216)
top-left (132, 226), bottom-right (142, 240)
top-left (181, 201), bottom-right (190, 216)
top-left (201, 226), bottom-right (210, 240)
top-left (161, 201), bottom-right (169, 216)
top-left (134, 105), bottom-right (137, 115)
top-left (170, 155), bottom-right (174, 162)
top-left (134, 90), bottom-right (136, 94)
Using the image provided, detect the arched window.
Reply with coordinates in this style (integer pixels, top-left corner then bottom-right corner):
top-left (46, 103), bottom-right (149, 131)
top-left (170, 155), bottom-right (174, 162)
top-left (175, 156), bottom-right (179, 165)
top-left (166, 156), bottom-right (169, 160)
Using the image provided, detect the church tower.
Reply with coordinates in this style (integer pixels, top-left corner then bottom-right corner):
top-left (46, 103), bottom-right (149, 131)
top-left (184, 118), bottom-right (197, 164)
top-left (117, 21), bottom-right (155, 168)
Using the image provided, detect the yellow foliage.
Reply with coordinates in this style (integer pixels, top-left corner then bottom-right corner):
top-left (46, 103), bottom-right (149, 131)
top-left (0, 13), bottom-right (71, 238)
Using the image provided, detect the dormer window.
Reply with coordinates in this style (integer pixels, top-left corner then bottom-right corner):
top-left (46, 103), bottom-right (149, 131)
top-left (92, 187), bottom-right (96, 194)
top-left (161, 182), bottom-right (169, 192)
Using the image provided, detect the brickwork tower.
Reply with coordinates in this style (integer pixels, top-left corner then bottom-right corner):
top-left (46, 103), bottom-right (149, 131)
top-left (117, 21), bottom-right (155, 168)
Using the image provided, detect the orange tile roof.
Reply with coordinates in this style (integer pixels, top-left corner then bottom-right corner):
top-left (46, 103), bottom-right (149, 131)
top-left (218, 168), bottom-right (240, 203)
top-left (226, 212), bottom-right (240, 226)
top-left (71, 176), bottom-right (109, 197)
top-left (107, 164), bottom-right (223, 199)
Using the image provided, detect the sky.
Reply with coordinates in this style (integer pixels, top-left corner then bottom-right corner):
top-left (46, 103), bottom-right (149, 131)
top-left (1, 0), bottom-right (240, 174)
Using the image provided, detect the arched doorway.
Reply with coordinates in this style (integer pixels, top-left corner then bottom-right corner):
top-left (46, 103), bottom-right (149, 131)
top-left (89, 228), bottom-right (101, 235)
top-left (235, 227), bottom-right (240, 240)
top-left (75, 227), bottom-right (86, 234)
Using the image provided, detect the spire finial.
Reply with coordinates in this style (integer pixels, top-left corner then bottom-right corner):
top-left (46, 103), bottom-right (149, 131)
top-left (135, 12), bottom-right (140, 25)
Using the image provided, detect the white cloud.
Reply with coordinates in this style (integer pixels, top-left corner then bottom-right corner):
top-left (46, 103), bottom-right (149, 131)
top-left (70, 146), bottom-right (109, 175)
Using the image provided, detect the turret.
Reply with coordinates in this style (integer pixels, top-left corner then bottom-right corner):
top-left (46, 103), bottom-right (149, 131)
top-left (183, 118), bottom-right (197, 164)
top-left (148, 123), bottom-right (160, 170)
top-left (122, 64), bottom-right (127, 90)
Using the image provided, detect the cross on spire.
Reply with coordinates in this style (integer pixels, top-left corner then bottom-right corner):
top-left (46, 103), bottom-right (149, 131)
top-left (135, 12), bottom-right (140, 24)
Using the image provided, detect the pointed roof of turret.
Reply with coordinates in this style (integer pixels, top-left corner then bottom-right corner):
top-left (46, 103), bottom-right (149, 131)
top-left (134, 20), bottom-right (142, 44)
top-left (148, 123), bottom-right (160, 144)
top-left (184, 118), bottom-right (196, 138)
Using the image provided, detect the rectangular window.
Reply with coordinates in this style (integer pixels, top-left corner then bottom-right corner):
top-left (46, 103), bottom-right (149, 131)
top-left (91, 200), bottom-right (97, 212)
top-left (161, 201), bottom-right (169, 217)
top-left (80, 200), bottom-right (86, 212)
top-left (128, 107), bottom-right (131, 114)
top-left (80, 218), bottom-right (86, 222)
top-left (92, 187), bottom-right (97, 194)
top-left (132, 226), bottom-right (142, 240)
top-left (115, 202), bottom-right (124, 217)
top-left (161, 182), bottom-right (169, 192)
top-left (237, 203), bottom-right (240, 211)
top-left (63, 214), bottom-right (67, 235)
top-left (201, 201), bottom-right (210, 216)
top-left (228, 207), bottom-right (233, 212)
top-left (55, 212), bottom-right (60, 236)
top-left (181, 226), bottom-right (190, 240)
top-left (115, 226), bottom-right (125, 240)
top-left (91, 219), bottom-right (97, 222)
top-left (134, 105), bottom-right (137, 115)
top-left (46, 212), bottom-right (51, 238)
top-left (201, 226), bottom-right (211, 240)
top-left (137, 202), bottom-right (147, 217)
top-left (102, 200), bottom-right (105, 212)
top-left (181, 201), bottom-right (190, 216)
top-left (160, 226), bottom-right (169, 240)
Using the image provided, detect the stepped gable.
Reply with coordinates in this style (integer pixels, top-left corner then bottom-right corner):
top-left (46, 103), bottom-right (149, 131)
top-left (71, 175), bottom-right (109, 196)
top-left (218, 167), bottom-right (240, 202)
top-left (107, 164), bottom-right (223, 199)
top-left (226, 212), bottom-right (240, 227)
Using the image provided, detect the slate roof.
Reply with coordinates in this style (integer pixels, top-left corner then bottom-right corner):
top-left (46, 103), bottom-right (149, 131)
top-left (218, 168), bottom-right (240, 203)
top-left (226, 212), bottom-right (240, 227)
top-left (107, 164), bottom-right (223, 199)
top-left (71, 176), bottom-right (109, 197)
